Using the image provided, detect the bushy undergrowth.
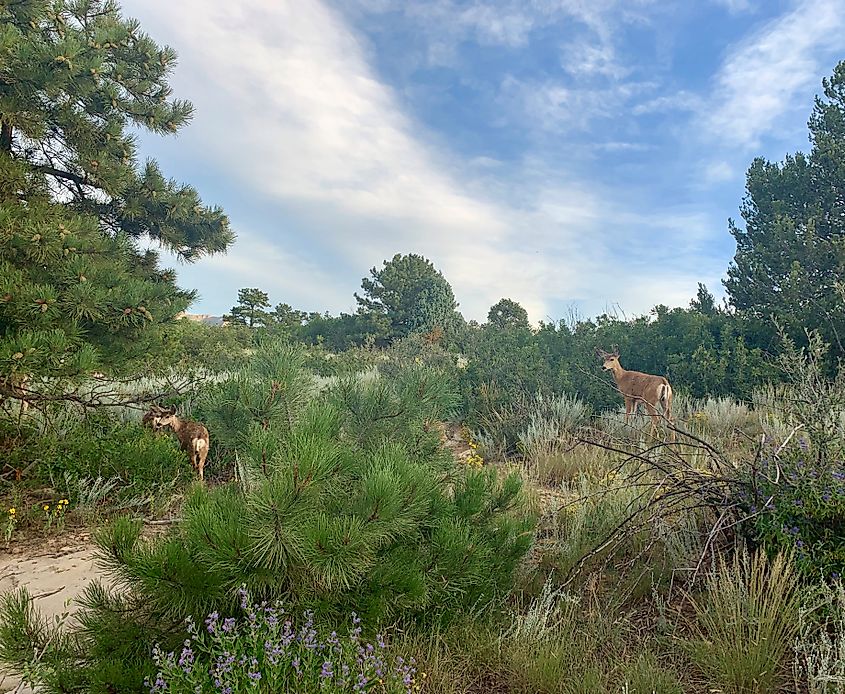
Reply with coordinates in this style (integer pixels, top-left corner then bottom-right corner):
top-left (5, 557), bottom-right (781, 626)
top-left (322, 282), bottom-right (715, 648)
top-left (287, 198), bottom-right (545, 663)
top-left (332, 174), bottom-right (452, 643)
top-left (1, 412), bottom-right (187, 515)
top-left (0, 341), bottom-right (535, 692)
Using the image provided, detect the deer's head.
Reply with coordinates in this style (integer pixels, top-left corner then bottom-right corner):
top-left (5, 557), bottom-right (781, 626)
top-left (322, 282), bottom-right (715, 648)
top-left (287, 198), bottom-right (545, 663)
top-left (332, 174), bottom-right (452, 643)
top-left (142, 403), bottom-right (166, 429)
top-left (155, 406), bottom-right (179, 430)
top-left (141, 404), bottom-right (176, 431)
top-left (596, 347), bottom-right (620, 371)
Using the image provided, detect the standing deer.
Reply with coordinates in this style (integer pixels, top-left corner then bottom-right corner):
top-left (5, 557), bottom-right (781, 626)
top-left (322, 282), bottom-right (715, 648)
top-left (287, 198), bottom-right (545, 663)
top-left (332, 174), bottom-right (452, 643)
top-left (154, 406), bottom-right (210, 482)
top-left (598, 348), bottom-right (674, 440)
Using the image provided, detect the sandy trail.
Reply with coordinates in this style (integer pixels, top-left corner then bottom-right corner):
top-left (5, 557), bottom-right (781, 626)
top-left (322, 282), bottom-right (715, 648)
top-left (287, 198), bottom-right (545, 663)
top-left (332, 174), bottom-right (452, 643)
top-left (0, 533), bottom-right (108, 693)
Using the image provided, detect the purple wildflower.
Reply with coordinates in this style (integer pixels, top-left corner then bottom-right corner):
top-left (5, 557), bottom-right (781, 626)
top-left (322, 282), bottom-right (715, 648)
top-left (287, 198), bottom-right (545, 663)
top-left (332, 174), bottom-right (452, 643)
top-left (320, 661), bottom-right (334, 679)
top-left (221, 617), bottom-right (236, 633)
top-left (205, 611), bottom-right (219, 634)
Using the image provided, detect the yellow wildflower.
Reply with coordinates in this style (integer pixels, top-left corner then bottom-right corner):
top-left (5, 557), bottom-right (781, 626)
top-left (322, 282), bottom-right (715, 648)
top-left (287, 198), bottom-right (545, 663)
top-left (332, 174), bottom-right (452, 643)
top-left (43, 504), bottom-right (50, 511)
top-left (8, 508), bottom-right (15, 515)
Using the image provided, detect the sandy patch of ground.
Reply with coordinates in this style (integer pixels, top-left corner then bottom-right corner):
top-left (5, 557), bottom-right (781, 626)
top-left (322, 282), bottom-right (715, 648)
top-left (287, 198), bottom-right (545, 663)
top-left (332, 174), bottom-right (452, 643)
top-left (0, 533), bottom-right (107, 693)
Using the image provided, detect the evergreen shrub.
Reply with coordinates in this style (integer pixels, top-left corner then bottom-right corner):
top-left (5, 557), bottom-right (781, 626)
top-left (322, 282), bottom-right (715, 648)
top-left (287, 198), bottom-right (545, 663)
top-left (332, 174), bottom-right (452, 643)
top-left (0, 341), bottom-right (536, 692)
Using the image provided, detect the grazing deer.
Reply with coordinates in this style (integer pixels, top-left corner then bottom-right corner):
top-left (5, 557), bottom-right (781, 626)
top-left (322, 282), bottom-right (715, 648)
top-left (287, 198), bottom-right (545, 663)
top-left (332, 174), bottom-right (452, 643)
top-left (154, 406), bottom-right (210, 482)
top-left (141, 403), bottom-right (166, 429)
top-left (597, 348), bottom-right (674, 440)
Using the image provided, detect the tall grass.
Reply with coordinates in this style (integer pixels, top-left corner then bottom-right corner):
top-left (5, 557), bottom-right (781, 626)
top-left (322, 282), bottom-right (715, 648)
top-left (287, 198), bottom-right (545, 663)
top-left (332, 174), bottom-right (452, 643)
top-left (686, 549), bottom-right (799, 694)
top-left (794, 581), bottom-right (845, 693)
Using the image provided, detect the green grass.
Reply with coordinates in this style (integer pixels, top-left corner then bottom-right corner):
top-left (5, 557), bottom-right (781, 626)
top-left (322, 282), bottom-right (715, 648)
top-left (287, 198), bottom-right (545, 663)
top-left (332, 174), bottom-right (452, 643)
top-left (685, 549), bottom-right (799, 694)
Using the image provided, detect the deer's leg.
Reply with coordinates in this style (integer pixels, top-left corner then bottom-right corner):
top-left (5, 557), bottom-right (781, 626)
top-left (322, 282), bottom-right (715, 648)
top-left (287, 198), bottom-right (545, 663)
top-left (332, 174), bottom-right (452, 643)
top-left (644, 401), bottom-right (660, 437)
top-left (664, 389), bottom-right (675, 442)
top-left (198, 446), bottom-right (207, 483)
top-left (624, 398), bottom-right (633, 425)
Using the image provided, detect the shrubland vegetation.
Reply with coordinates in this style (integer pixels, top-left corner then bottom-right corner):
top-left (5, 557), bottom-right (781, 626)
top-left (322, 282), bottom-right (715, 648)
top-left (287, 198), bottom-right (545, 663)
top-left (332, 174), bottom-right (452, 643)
top-left (2, 1), bottom-right (845, 692)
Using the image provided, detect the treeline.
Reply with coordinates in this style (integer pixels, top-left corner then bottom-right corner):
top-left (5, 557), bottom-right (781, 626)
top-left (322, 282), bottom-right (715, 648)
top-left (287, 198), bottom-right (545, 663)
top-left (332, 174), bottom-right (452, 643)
top-left (207, 275), bottom-right (770, 414)
top-left (199, 60), bottom-right (845, 413)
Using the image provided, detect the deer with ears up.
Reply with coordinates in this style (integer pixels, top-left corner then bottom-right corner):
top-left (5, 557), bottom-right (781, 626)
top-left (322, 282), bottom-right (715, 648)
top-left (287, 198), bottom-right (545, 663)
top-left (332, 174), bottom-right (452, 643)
top-left (597, 347), bottom-right (675, 440)
top-left (145, 405), bottom-right (210, 482)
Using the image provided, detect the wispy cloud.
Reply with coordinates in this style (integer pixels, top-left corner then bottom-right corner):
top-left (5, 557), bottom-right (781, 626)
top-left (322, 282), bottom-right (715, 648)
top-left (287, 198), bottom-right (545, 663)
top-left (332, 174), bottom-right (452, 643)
top-left (703, 0), bottom-right (845, 149)
top-left (122, 0), bottom-right (758, 323)
top-left (633, 90), bottom-right (703, 115)
top-left (500, 75), bottom-right (654, 133)
top-left (711, 0), bottom-right (757, 14)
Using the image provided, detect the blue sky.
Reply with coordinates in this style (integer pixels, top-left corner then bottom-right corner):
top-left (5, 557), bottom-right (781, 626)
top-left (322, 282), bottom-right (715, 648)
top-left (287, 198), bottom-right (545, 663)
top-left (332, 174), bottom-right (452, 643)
top-left (121, 0), bottom-right (845, 323)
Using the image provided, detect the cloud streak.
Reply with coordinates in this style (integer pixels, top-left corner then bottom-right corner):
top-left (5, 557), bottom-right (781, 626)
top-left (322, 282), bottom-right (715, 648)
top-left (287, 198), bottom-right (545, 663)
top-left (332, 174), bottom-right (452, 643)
top-left (122, 0), bottom-right (834, 325)
top-left (703, 0), bottom-right (845, 149)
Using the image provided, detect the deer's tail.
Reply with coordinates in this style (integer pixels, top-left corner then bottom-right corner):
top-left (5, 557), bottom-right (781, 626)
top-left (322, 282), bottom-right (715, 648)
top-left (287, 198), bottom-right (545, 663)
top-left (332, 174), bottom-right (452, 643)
top-left (659, 383), bottom-right (673, 421)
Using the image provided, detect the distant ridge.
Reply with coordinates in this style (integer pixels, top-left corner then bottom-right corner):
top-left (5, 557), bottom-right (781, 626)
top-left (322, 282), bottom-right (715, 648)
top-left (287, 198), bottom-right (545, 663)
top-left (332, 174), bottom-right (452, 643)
top-left (175, 312), bottom-right (225, 326)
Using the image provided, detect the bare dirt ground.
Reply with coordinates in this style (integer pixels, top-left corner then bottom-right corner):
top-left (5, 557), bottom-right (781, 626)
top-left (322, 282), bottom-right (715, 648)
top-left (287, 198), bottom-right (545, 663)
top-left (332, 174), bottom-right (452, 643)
top-left (0, 531), bottom-right (106, 693)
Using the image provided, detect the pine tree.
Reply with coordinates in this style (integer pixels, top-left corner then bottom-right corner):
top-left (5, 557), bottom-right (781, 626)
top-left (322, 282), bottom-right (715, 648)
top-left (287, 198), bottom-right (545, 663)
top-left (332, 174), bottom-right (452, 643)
top-left (0, 0), bottom-right (234, 395)
top-left (224, 288), bottom-right (272, 328)
top-left (725, 61), bottom-right (845, 353)
top-left (0, 342), bottom-right (536, 691)
top-left (355, 254), bottom-right (461, 341)
top-left (487, 298), bottom-right (530, 329)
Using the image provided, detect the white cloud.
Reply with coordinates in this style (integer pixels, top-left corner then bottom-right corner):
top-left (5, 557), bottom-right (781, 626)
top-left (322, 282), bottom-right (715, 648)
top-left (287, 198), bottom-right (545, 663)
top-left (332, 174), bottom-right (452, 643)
top-left (703, 0), bottom-right (845, 149)
top-left (702, 160), bottom-right (736, 184)
top-left (633, 90), bottom-right (703, 115)
top-left (712, 0), bottom-right (756, 13)
top-left (500, 75), bottom-right (654, 133)
top-left (123, 0), bottom-right (721, 323)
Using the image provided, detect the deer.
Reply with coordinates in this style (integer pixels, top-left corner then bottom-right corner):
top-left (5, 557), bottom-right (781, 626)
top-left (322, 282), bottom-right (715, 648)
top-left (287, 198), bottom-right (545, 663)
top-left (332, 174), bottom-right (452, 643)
top-left (153, 406), bottom-right (210, 482)
top-left (597, 347), bottom-right (674, 440)
top-left (141, 403), bottom-right (166, 429)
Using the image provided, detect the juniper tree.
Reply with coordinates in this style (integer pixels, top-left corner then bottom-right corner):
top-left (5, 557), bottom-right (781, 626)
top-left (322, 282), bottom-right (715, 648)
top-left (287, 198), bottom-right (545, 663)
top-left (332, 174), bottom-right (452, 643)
top-left (0, 0), bottom-right (233, 398)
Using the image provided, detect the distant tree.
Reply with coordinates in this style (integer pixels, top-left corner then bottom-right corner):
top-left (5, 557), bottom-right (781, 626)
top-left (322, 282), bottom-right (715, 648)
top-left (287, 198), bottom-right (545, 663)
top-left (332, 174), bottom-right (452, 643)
top-left (0, 0), bottom-right (233, 399)
top-left (690, 283), bottom-right (718, 316)
top-left (725, 61), bottom-right (845, 354)
top-left (270, 303), bottom-right (306, 331)
top-left (487, 298), bottom-right (530, 329)
top-left (355, 254), bottom-right (460, 341)
top-left (298, 311), bottom-right (391, 351)
top-left (226, 288), bottom-right (271, 328)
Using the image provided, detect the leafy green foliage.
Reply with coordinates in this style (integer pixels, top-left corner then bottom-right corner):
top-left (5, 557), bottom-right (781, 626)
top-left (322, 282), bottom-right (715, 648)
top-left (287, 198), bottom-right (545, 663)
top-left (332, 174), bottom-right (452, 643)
top-left (748, 443), bottom-right (845, 581)
top-left (4, 411), bottom-right (187, 508)
top-left (742, 330), bottom-right (845, 579)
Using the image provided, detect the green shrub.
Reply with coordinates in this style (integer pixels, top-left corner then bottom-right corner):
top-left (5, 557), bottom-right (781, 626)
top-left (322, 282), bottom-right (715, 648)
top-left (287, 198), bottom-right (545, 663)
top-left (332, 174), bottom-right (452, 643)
top-left (685, 549), bottom-right (799, 694)
top-left (744, 441), bottom-right (845, 580)
top-left (2, 412), bottom-right (187, 510)
top-left (0, 345), bottom-right (535, 692)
